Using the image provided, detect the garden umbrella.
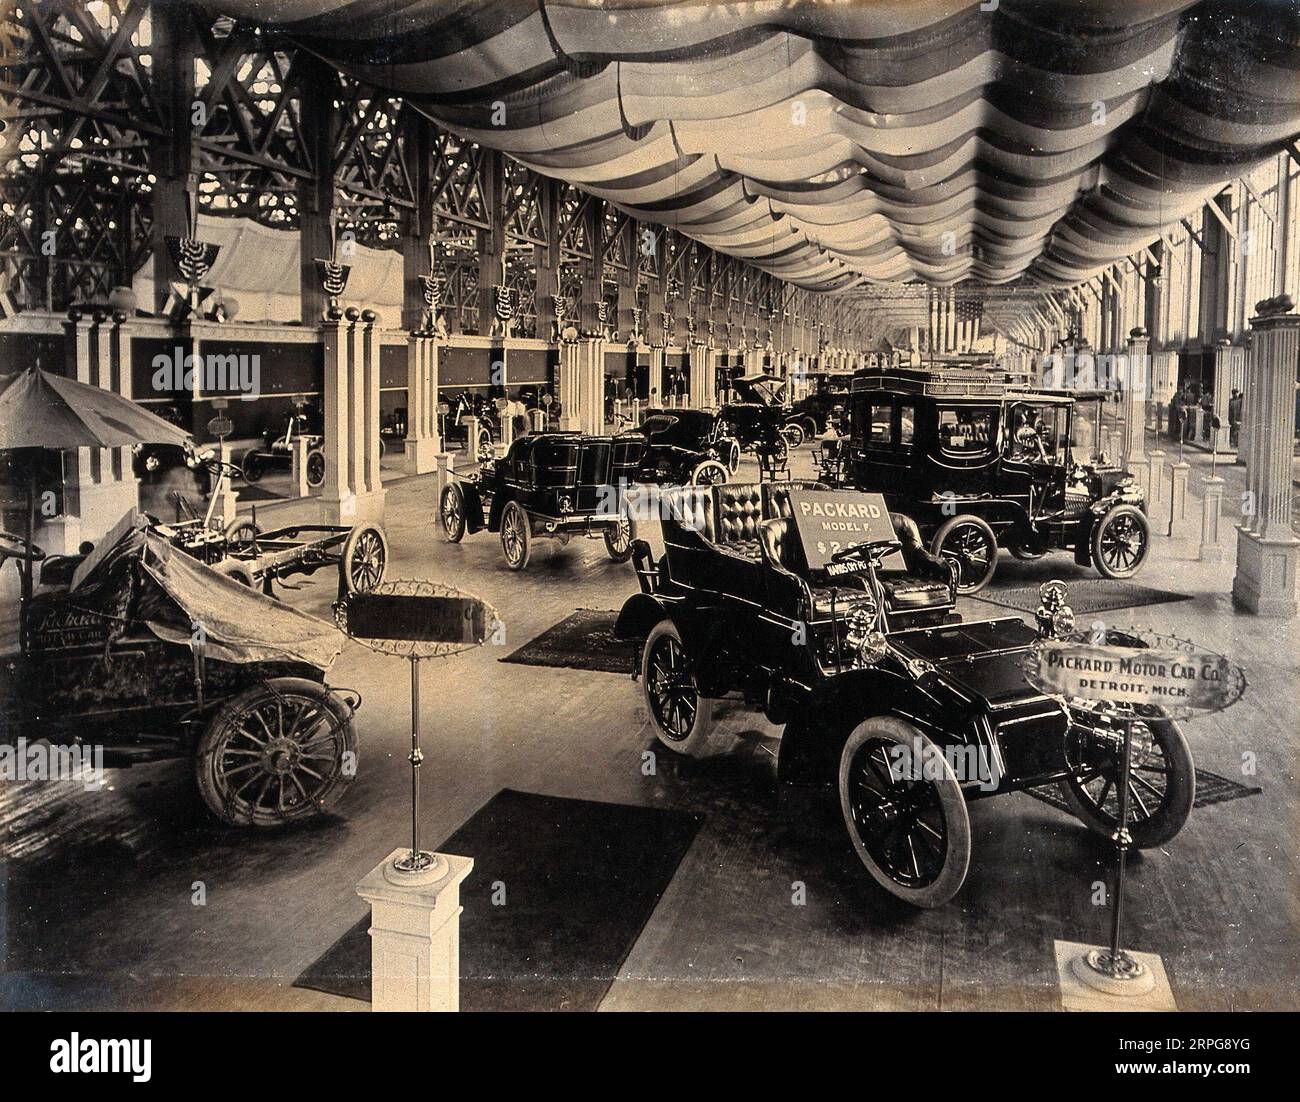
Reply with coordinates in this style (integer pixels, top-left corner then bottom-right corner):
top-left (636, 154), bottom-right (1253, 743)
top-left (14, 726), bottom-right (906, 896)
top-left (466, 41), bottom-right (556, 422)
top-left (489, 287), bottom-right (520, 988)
top-left (0, 365), bottom-right (193, 616)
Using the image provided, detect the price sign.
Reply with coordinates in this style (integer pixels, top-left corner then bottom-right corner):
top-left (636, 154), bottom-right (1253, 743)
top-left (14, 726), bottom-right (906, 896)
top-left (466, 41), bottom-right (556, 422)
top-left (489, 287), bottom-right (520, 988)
top-left (787, 489), bottom-right (903, 574)
top-left (207, 415), bottom-right (234, 439)
top-left (338, 592), bottom-right (490, 648)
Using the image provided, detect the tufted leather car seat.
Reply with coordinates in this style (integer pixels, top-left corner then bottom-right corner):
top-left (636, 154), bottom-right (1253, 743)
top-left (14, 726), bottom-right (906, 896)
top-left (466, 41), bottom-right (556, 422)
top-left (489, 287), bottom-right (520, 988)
top-left (712, 482), bottom-right (766, 557)
top-left (878, 511), bottom-right (956, 611)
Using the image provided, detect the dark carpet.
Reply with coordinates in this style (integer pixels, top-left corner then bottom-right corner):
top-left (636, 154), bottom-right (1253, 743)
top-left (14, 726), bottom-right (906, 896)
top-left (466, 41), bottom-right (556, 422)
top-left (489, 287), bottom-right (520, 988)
top-left (1027, 768), bottom-right (1261, 815)
top-left (972, 579), bottom-right (1193, 616)
top-left (295, 789), bottom-right (703, 1011)
top-left (500, 608), bottom-right (633, 675)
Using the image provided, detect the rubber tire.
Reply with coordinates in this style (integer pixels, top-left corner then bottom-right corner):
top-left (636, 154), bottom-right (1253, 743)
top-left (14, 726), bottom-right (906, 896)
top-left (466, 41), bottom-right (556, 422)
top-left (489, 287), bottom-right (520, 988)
top-left (340, 524), bottom-right (388, 594)
top-left (239, 451), bottom-right (264, 483)
top-left (690, 459), bottom-right (729, 486)
top-left (305, 450), bottom-right (326, 489)
top-left (214, 559), bottom-right (256, 587)
top-left (838, 716), bottom-right (972, 908)
top-left (640, 620), bottom-right (720, 757)
top-left (440, 482), bottom-right (467, 542)
top-left (1008, 539), bottom-right (1046, 561)
top-left (195, 677), bottom-right (357, 827)
top-left (500, 500), bottom-right (531, 570)
top-left (1060, 713), bottom-right (1194, 849)
top-left (725, 439), bottom-right (741, 475)
top-left (223, 517), bottom-right (261, 552)
top-left (1091, 503), bottom-right (1150, 580)
top-left (603, 508), bottom-right (634, 563)
top-left (782, 422), bottom-right (805, 449)
top-left (932, 515), bottom-right (998, 594)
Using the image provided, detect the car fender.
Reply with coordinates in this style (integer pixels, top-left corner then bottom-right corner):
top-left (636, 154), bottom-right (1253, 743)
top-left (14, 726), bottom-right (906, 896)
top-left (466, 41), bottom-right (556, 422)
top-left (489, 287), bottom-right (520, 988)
top-left (460, 480), bottom-right (487, 534)
top-left (778, 666), bottom-right (964, 786)
top-left (614, 592), bottom-right (672, 641)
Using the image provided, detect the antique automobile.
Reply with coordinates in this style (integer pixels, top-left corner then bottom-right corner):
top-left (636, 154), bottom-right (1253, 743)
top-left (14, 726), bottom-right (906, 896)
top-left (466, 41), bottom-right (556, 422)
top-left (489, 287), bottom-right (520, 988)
top-left (439, 431), bottom-right (638, 570)
top-left (0, 512), bottom-right (361, 827)
top-left (637, 407), bottom-right (738, 481)
top-left (239, 404), bottom-right (326, 487)
top-left (614, 483), bottom-right (1193, 907)
top-left (840, 365), bottom-right (1150, 592)
top-left (720, 373), bottom-right (808, 452)
top-left (788, 376), bottom-right (850, 439)
top-left (148, 450), bottom-right (388, 599)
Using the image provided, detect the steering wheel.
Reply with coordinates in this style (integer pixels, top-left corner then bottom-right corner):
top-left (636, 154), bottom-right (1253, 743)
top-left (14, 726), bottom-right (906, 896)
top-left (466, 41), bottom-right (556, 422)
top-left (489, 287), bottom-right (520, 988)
top-left (830, 538), bottom-right (902, 568)
top-left (0, 531), bottom-right (47, 563)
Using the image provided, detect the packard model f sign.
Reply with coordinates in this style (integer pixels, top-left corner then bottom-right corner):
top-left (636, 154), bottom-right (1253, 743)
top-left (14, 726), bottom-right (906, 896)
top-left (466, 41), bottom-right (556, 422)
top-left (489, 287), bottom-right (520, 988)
top-left (1024, 635), bottom-right (1246, 718)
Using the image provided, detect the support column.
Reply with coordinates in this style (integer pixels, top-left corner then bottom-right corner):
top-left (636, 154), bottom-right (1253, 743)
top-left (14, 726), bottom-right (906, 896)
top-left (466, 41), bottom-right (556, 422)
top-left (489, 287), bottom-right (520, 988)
top-left (1198, 475), bottom-right (1227, 563)
top-left (648, 344), bottom-right (666, 409)
top-left (1211, 338), bottom-right (1234, 452)
top-left (1233, 299), bottom-right (1300, 616)
top-left (322, 310), bottom-right (386, 525)
top-left (404, 334), bottom-right (440, 475)
top-left (1121, 328), bottom-right (1149, 472)
top-left (557, 339), bottom-right (582, 430)
top-left (356, 849), bottom-right (474, 1012)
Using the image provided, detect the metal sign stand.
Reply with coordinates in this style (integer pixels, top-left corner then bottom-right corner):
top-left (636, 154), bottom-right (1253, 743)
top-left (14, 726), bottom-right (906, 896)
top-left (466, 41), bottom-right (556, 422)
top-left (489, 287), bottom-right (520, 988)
top-left (389, 655), bottom-right (445, 881)
top-left (1071, 712), bottom-right (1155, 995)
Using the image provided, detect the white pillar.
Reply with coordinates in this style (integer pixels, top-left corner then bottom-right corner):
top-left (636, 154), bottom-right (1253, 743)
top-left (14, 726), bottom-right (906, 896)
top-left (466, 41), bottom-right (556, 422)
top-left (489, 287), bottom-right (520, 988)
top-left (557, 340), bottom-right (581, 431)
top-left (291, 435), bottom-right (310, 498)
top-left (1168, 461), bottom-right (1192, 539)
top-left (434, 452), bottom-right (455, 504)
top-left (1198, 476), bottom-right (1227, 563)
top-left (404, 334), bottom-right (440, 475)
top-left (322, 310), bottom-right (385, 525)
top-left (1121, 328), bottom-right (1149, 468)
top-left (355, 849), bottom-right (473, 1013)
top-left (1233, 300), bottom-right (1300, 616)
top-left (1211, 338), bottom-right (1235, 453)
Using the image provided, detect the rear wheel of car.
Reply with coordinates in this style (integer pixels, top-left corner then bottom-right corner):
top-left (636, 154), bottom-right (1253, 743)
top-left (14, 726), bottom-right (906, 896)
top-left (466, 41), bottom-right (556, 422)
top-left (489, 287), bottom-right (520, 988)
top-left (1060, 709), bottom-right (1194, 849)
top-left (305, 449), bottom-right (326, 489)
top-left (932, 515), bottom-right (998, 593)
top-left (690, 459), bottom-right (729, 486)
top-left (195, 677), bottom-right (357, 827)
top-left (641, 620), bottom-right (719, 757)
top-left (801, 417), bottom-right (818, 441)
top-left (341, 524), bottom-right (388, 594)
top-left (239, 450), bottom-right (263, 482)
top-left (214, 559), bottom-right (256, 588)
top-left (500, 500), bottom-right (531, 570)
top-left (603, 508), bottom-right (634, 563)
top-left (839, 716), bottom-right (971, 908)
top-left (725, 439), bottom-right (741, 474)
top-left (1008, 538), bottom-right (1046, 561)
top-left (1092, 504), bottom-right (1149, 579)
top-left (781, 422), bottom-right (805, 449)
top-left (476, 426), bottom-right (494, 457)
top-left (440, 482), bottom-right (467, 542)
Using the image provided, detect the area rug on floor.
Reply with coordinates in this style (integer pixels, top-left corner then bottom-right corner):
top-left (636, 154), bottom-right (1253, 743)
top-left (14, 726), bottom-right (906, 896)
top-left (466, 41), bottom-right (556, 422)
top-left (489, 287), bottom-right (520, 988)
top-left (295, 789), bottom-right (703, 1011)
top-left (500, 609), bottom-right (633, 675)
top-left (1026, 769), bottom-right (1261, 815)
top-left (971, 580), bottom-right (1193, 616)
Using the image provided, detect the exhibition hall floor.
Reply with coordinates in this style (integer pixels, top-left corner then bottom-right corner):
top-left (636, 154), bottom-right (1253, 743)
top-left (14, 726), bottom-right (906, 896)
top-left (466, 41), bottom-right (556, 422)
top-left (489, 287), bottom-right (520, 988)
top-left (3, 449), bottom-right (1296, 1012)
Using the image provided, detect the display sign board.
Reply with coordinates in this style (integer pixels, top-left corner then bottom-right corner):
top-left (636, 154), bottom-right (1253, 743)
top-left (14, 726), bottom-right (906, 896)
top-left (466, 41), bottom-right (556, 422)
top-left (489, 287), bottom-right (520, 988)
top-left (787, 489), bottom-right (903, 574)
top-left (1023, 640), bottom-right (1246, 714)
top-left (338, 593), bottom-right (489, 646)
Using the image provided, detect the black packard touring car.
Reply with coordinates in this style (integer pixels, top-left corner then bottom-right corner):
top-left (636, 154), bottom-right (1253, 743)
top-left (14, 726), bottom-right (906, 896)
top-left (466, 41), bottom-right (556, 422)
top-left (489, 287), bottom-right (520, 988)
top-left (637, 407), bottom-right (739, 481)
top-left (839, 366), bottom-right (1150, 592)
top-left (614, 483), bottom-right (1193, 907)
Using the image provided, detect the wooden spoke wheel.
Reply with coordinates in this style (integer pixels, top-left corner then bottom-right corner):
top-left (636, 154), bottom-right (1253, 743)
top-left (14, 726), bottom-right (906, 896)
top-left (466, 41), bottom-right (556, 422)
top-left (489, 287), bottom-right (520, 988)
top-left (640, 621), bottom-right (718, 756)
top-left (838, 716), bottom-right (971, 908)
top-left (195, 678), bottom-right (357, 827)
top-left (340, 524), bottom-right (388, 594)
top-left (500, 500), bottom-right (532, 570)
top-left (1092, 504), bottom-right (1150, 579)
top-left (932, 515), bottom-right (998, 593)
top-left (690, 459), bottom-right (729, 486)
top-left (305, 450), bottom-right (326, 489)
top-left (1061, 709), bottom-right (1194, 848)
top-left (440, 482), bottom-right (467, 542)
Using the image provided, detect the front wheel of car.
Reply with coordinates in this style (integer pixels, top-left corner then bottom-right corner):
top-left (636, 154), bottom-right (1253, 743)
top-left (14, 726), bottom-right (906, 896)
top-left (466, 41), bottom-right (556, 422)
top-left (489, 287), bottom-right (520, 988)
top-left (500, 499), bottom-right (531, 570)
top-left (440, 482), bottom-right (467, 542)
top-left (305, 449), bottom-right (326, 489)
top-left (1060, 709), bottom-right (1194, 849)
top-left (195, 678), bottom-right (357, 827)
top-left (839, 716), bottom-right (971, 908)
top-left (781, 422), bottom-right (805, 449)
top-left (341, 524), bottom-right (388, 594)
top-left (640, 621), bottom-right (719, 757)
top-left (725, 439), bottom-right (741, 475)
top-left (239, 450), bottom-right (263, 483)
top-left (690, 459), bottom-right (729, 486)
top-left (932, 515), bottom-right (998, 593)
top-left (1092, 504), bottom-right (1149, 579)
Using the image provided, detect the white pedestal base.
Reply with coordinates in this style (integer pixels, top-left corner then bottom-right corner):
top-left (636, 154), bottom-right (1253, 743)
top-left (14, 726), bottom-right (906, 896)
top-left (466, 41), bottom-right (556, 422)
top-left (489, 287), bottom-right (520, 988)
top-left (1232, 526), bottom-right (1300, 617)
top-left (321, 488), bottom-right (387, 527)
top-left (356, 848), bottom-right (474, 1013)
top-left (1054, 940), bottom-right (1177, 1012)
top-left (1167, 462), bottom-right (1191, 538)
top-left (1197, 476), bottom-right (1227, 563)
top-left (404, 436), bottom-right (437, 476)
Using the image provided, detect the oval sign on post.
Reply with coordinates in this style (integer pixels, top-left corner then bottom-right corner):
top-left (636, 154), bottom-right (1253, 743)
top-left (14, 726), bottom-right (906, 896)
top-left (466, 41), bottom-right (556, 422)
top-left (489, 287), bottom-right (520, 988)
top-left (335, 579), bottom-right (496, 658)
top-left (1023, 635), bottom-right (1246, 718)
top-left (207, 415), bottom-right (234, 439)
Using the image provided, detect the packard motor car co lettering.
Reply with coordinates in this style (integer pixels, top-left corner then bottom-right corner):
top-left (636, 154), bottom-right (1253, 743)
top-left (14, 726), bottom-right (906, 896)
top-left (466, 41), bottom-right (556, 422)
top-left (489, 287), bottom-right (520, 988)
top-left (1033, 642), bottom-right (1233, 707)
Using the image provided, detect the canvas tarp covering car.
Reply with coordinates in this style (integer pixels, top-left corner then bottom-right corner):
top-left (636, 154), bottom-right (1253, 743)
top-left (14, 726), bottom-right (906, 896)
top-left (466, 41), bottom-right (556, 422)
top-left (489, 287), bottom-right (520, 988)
top-left (61, 514), bottom-right (344, 671)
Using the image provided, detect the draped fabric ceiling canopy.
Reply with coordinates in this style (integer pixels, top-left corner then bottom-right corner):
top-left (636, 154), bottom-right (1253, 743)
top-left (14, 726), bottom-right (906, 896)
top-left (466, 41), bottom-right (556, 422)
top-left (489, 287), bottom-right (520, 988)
top-left (214, 0), bottom-right (1300, 302)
